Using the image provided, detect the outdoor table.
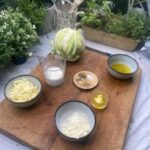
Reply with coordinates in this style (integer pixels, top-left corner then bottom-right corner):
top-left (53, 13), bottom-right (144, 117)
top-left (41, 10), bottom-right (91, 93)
top-left (0, 32), bottom-right (150, 150)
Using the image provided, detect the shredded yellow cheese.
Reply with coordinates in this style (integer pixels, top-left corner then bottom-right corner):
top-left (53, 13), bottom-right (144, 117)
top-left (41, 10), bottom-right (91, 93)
top-left (8, 78), bottom-right (40, 102)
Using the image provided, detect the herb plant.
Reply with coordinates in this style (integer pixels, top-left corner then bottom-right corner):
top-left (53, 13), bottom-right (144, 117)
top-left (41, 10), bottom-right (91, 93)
top-left (0, 0), bottom-right (46, 32)
top-left (16, 0), bottom-right (46, 32)
top-left (106, 11), bottom-right (149, 40)
top-left (111, 0), bottom-right (128, 14)
top-left (0, 0), bottom-right (17, 11)
top-left (0, 8), bottom-right (38, 67)
top-left (80, 0), bottom-right (150, 40)
top-left (34, 0), bottom-right (53, 7)
top-left (80, 0), bottom-right (113, 30)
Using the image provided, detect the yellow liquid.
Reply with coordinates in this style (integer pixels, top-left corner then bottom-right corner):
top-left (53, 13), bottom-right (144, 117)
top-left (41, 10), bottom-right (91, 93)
top-left (92, 94), bottom-right (107, 109)
top-left (111, 63), bottom-right (132, 74)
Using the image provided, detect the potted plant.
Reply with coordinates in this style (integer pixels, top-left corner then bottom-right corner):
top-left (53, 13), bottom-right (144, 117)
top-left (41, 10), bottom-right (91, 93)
top-left (15, 0), bottom-right (47, 34)
top-left (79, 0), bottom-right (150, 51)
top-left (17, 0), bottom-right (56, 34)
top-left (0, 8), bottom-right (38, 65)
top-left (0, 0), bottom-right (55, 34)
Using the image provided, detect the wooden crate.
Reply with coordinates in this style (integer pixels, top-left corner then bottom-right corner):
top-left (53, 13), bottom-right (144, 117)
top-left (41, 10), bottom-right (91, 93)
top-left (83, 26), bottom-right (140, 51)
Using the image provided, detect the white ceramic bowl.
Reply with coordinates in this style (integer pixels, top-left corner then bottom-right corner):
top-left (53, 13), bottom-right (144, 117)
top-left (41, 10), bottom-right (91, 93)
top-left (55, 100), bottom-right (96, 141)
top-left (107, 54), bottom-right (139, 79)
top-left (4, 75), bottom-right (42, 108)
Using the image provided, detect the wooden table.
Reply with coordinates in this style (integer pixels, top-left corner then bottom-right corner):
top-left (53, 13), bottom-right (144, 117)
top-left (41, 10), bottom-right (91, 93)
top-left (0, 49), bottom-right (142, 150)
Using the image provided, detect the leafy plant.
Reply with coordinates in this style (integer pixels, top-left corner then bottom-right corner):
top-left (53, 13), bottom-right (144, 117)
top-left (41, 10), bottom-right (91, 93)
top-left (80, 0), bottom-right (150, 40)
top-left (0, 8), bottom-right (39, 67)
top-left (34, 0), bottom-right (53, 7)
top-left (79, 0), bottom-right (98, 14)
top-left (0, 42), bottom-right (14, 68)
top-left (111, 0), bottom-right (128, 14)
top-left (16, 0), bottom-right (46, 32)
top-left (80, 0), bottom-right (113, 29)
top-left (0, 0), bottom-right (17, 11)
top-left (106, 11), bottom-right (148, 39)
top-left (144, 18), bottom-right (150, 39)
top-left (0, 0), bottom-right (47, 32)
top-left (80, 13), bottom-right (102, 28)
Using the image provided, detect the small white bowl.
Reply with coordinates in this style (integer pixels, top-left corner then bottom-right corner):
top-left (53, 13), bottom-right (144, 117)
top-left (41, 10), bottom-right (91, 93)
top-left (4, 75), bottom-right (42, 108)
top-left (107, 54), bottom-right (139, 79)
top-left (55, 100), bottom-right (96, 141)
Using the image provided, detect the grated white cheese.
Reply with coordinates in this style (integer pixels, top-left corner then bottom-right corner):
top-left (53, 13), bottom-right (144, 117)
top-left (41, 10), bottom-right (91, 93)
top-left (8, 78), bottom-right (40, 102)
top-left (60, 112), bottom-right (91, 139)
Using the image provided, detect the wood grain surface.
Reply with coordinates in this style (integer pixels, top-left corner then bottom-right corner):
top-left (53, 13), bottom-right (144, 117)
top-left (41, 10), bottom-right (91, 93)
top-left (83, 26), bottom-right (140, 51)
top-left (0, 49), bottom-right (142, 150)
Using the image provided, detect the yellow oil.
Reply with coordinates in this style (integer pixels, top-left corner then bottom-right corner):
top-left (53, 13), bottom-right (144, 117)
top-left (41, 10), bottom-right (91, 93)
top-left (111, 63), bottom-right (132, 74)
top-left (92, 94), bottom-right (107, 109)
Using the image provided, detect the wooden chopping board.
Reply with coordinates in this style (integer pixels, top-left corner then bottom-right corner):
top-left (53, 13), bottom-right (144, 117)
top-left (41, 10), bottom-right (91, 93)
top-left (0, 49), bottom-right (142, 150)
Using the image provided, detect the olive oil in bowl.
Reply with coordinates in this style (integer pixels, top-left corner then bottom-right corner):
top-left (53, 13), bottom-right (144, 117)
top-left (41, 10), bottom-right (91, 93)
top-left (108, 54), bottom-right (138, 79)
top-left (111, 63), bottom-right (132, 74)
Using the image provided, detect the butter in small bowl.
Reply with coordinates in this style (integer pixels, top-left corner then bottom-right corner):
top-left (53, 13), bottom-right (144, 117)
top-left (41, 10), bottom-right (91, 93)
top-left (91, 91), bottom-right (108, 110)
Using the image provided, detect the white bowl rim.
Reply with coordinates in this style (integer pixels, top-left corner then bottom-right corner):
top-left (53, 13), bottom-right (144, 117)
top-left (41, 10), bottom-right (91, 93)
top-left (108, 54), bottom-right (139, 75)
top-left (54, 99), bottom-right (96, 141)
top-left (4, 74), bottom-right (42, 104)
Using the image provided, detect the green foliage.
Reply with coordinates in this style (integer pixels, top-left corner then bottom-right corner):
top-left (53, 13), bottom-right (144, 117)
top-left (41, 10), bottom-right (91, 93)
top-left (144, 19), bottom-right (150, 39)
top-left (34, 0), bottom-right (53, 6)
top-left (0, 0), bottom-right (17, 11)
top-left (80, 0), bottom-right (150, 40)
top-left (80, 0), bottom-right (111, 15)
top-left (111, 0), bottom-right (128, 14)
top-left (80, 13), bottom-right (101, 28)
top-left (16, 0), bottom-right (46, 32)
top-left (0, 8), bottom-right (39, 67)
top-left (0, 42), bottom-right (14, 68)
top-left (0, 0), bottom-right (49, 67)
top-left (0, 0), bottom-right (46, 32)
top-left (80, 0), bottom-right (113, 30)
top-left (106, 11), bottom-right (149, 40)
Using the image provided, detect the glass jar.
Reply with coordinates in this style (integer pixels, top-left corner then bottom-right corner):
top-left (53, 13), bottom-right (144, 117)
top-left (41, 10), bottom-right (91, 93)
top-left (54, 0), bottom-right (78, 30)
top-left (40, 54), bottom-right (66, 87)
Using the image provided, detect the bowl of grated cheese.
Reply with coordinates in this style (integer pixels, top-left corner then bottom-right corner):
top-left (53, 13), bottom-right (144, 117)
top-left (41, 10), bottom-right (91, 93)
top-left (55, 100), bottom-right (96, 141)
top-left (4, 75), bottom-right (42, 108)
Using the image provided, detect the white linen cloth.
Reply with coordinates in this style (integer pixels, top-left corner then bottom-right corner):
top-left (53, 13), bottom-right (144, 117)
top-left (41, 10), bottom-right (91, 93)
top-left (0, 32), bottom-right (150, 150)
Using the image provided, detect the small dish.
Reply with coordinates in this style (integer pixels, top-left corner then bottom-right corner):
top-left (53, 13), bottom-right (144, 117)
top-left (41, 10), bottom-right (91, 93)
top-left (73, 71), bottom-right (99, 90)
top-left (107, 54), bottom-right (139, 79)
top-left (55, 100), bottom-right (96, 141)
top-left (4, 75), bottom-right (42, 108)
top-left (91, 91), bottom-right (108, 110)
